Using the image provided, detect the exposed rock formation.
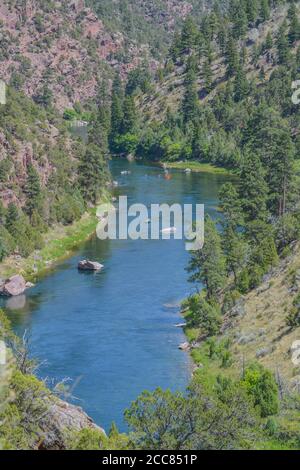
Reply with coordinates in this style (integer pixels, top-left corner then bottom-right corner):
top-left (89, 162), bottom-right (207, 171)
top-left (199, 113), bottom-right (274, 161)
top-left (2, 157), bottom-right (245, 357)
top-left (78, 260), bottom-right (103, 271)
top-left (0, 0), bottom-right (157, 110)
top-left (0, 275), bottom-right (27, 297)
top-left (39, 398), bottom-right (105, 450)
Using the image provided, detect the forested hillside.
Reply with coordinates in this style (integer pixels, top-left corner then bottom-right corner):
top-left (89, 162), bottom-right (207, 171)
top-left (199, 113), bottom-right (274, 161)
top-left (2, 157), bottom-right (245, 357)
top-left (0, 86), bottom-right (109, 264)
top-left (0, 0), bottom-right (157, 110)
top-left (87, 0), bottom-right (215, 57)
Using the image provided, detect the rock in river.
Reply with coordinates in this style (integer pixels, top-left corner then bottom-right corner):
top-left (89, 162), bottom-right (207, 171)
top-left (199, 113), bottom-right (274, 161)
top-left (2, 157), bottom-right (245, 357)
top-left (78, 260), bottom-right (104, 271)
top-left (0, 274), bottom-right (27, 297)
top-left (178, 342), bottom-right (190, 352)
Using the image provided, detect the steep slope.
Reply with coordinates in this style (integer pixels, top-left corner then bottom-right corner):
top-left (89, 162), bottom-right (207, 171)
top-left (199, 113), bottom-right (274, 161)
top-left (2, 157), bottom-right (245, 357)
top-left (0, 87), bottom-right (71, 208)
top-left (0, 0), bottom-right (156, 110)
top-left (87, 0), bottom-right (213, 57)
top-left (138, 3), bottom-right (290, 122)
top-left (222, 242), bottom-right (300, 387)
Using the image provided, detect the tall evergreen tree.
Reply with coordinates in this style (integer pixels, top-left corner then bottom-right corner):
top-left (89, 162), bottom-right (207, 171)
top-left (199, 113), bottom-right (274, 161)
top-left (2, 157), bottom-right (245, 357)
top-left (180, 17), bottom-right (198, 54)
top-left (110, 74), bottom-right (124, 143)
top-left (182, 69), bottom-right (199, 124)
top-left (78, 144), bottom-right (107, 204)
top-left (288, 3), bottom-right (300, 45)
top-left (225, 34), bottom-right (239, 77)
top-left (121, 96), bottom-right (137, 134)
top-left (277, 23), bottom-right (290, 64)
top-left (24, 164), bottom-right (42, 219)
top-left (260, 0), bottom-right (270, 22)
top-left (265, 31), bottom-right (273, 50)
top-left (187, 216), bottom-right (226, 299)
top-left (202, 59), bottom-right (213, 94)
top-left (219, 183), bottom-right (247, 281)
top-left (239, 152), bottom-right (268, 222)
top-left (245, 0), bottom-right (259, 24)
top-left (232, 4), bottom-right (248, 39)
top-left (234, 64), bottom-right (249, 102)
top-left (5, 203), bottom-right (19, 235)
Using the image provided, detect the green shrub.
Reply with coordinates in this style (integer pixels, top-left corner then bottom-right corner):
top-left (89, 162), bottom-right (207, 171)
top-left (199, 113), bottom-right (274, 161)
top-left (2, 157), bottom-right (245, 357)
top-left (237, 268), bottom-right (250, 294)
top-left (286, 293), bottom-right (300, 328)
top-left (185, 295), bottom-right (221, 337)
top-left (241, 364), bottom-right (279, 418)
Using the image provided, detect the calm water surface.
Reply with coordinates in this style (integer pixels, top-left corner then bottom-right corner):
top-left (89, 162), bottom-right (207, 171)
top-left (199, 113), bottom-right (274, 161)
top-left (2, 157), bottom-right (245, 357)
top-left (1, 160), bottom-right (228, 431)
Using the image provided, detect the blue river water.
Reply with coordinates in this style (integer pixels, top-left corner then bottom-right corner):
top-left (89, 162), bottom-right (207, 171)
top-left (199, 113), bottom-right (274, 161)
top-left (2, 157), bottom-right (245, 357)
top-left (1, 160), bottom-right (229, 431)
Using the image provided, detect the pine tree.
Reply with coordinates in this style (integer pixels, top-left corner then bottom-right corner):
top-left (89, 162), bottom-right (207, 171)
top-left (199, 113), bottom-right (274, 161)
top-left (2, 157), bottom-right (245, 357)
top-left (288, 7), bottom-right (300, 45)
top-left (24, 164), bottom-right (42, 219)
top-left (110, 74), bottom-right (124, 143)
top-left (245, 0), bottom-right (259, 24)
top-left (239, 152), bottom-right (268, 222)
top-left (234, 64), bottom-right (249, 101)
top-left (5, 203), bottom-right (19, 235)
top-left (232, 5), bottom-right (248, 39)
top-left (217, 25), bottom-right (227, 55)
top-left (187, 216), bottom-right (226, 299)
top-left (78, 144), bottom-right (107, 204)
top-left (224, 227), bottom-right (248, 282)
top-left (225, 34), bottom-right (239, 77)
top-left (121, 96), bottom-right (137, 134)
top-left (263, 127), bottom-right (294, 217)
top-left (182, 69), bottom-right (199, 124)
top-left (219, 183), bottom-right (243, 231)
top-left (88, 81), bottom-right (111, 153)
top-left (180, 17), bottom-right (198, 54)
top-left (240, 46), bottom-right (248, 65)
top-left (34, 84), bottom-right (53, 108)
top-left (259, 67), bottom-right (265, 82)
top-left (265, 31), bottom-right (273, 50)
top-left (219, 183), bottom-right (247, 281)
top-left (246, 108), bottom-right (294, 217)
top-left (170, 31), bottom-right (182, 61)
top-left (277, 23), bottom-right (290, 64)
top-left (260, 0), bottom-right (270, 22)
top-left (202, 59), bottom-right (213, 94)
top-left (296, 45), bottom-right (300, 67)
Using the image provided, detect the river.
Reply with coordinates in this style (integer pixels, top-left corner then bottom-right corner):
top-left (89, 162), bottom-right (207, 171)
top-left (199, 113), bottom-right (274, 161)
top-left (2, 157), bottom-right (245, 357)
top-left (1, 159), bottom-right (229, 431)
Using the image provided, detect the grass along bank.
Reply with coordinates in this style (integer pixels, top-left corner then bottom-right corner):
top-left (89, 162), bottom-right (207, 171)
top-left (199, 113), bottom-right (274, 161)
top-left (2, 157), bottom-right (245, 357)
top-left (0, 210), bottom-right (100, 282)
top-left (160, 161), bottom-right (234, 176)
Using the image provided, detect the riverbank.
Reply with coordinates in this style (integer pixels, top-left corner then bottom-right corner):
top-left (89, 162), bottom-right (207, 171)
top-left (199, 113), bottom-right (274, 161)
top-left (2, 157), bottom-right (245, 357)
top-left (0, 210), bottom-right (100, 282)
top-left (160, 161), bottom-right (235, 176)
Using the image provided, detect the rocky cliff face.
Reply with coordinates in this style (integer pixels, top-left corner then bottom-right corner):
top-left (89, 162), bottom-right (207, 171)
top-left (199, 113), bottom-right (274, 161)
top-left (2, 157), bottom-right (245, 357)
top-left (0, 0), bottom-right (157, 110)
top-left (0, 89), bottom-right (74, 209)
top-left (39, 397), bottom-right (106, 450)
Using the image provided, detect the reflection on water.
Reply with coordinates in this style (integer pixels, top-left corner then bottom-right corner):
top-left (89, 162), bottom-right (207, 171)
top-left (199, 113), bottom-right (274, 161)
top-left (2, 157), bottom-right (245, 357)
top-left (0, 159), bottom-right (230, 431)
top-left (5, 295), bottom-right (27, 311)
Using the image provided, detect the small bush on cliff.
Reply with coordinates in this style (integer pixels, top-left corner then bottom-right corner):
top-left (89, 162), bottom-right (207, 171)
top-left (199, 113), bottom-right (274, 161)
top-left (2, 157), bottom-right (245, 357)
top-left (241, 364), bottom-right (279, 418)
top-left (185, 295), bottom-right (222, 337)
top-left (286, 293), bottom-right (300, 328)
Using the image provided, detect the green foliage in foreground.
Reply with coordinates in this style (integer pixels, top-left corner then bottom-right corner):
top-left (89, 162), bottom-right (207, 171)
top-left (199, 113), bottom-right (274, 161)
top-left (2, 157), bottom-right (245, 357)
top-left (124, 365), bottom-right (300, 450)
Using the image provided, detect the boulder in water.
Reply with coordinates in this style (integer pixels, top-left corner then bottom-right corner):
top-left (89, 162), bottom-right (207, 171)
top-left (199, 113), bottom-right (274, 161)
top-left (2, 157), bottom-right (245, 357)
top-left (78, 260), bottom-right (103, 271)
top-left (0, 274), bottom-right (27, 297)
top-left (178, 342), bottom-right (190, 351)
